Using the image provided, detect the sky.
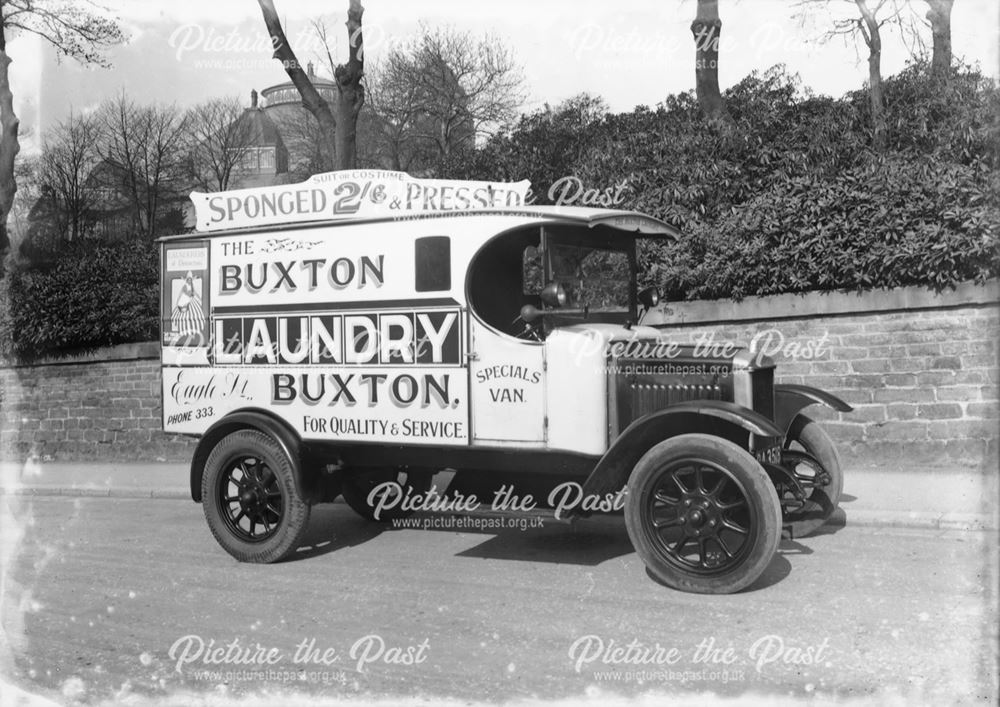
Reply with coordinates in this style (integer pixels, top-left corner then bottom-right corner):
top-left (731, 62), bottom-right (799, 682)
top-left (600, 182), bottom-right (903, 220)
top-left (8, 0), bottom-right (1000, 154)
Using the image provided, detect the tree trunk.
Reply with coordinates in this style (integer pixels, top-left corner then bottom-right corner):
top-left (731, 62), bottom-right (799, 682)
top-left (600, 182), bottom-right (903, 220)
top-left (856, 0), bottom-right (887, 152)
top-left (926, 0), bottom-right (954, 81)
top-left (0, 25), bottom-right (20, 256)
top-left (257, 0), bottom-right (339, 168)
top-left (334, 0), bottom-right (365, 170)
top-left (690, 0), bottom-right (728, 121)
top-left (867, 45), bottom-right (886, 151)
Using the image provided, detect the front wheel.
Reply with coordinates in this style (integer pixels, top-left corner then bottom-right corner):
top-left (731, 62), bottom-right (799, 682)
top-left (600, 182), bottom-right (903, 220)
top-left (780, 415), bottom-right (844, 538)
top-left (202, 430), bottom-right (311, 563)
top-left (625, 434), bottom-right (782, 594)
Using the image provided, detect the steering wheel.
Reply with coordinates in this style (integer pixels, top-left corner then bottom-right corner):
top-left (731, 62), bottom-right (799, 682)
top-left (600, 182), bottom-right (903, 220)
top-left (510, 314), bottom-right (542, 341)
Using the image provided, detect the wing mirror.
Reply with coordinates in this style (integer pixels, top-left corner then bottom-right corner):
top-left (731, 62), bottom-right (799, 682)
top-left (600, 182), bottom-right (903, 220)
top-left (540, 282), bottom-right (567, 308)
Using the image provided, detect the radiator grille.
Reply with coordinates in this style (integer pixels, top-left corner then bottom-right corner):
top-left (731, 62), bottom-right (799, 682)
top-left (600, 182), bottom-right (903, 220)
top-left (611, 356), bottom-right (776, 436)
top-left (617, 375), bottom-right (728, 431)
top-left (629, 381), bottom-right (723, 422)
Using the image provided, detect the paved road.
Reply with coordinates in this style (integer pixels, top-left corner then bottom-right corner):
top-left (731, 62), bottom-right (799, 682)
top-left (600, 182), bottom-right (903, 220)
top-left (1, 496), bottom-right (996, 705)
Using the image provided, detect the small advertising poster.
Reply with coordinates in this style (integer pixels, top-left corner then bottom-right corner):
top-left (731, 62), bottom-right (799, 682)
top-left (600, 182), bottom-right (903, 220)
top-left (162, 242), bottom-right (210, 347)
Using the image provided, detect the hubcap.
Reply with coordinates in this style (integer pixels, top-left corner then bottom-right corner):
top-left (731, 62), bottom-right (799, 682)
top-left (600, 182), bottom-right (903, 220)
top-left (644, 460), bottom-right (757, 575)
top-left (218, 456), bottom-right (283, 542)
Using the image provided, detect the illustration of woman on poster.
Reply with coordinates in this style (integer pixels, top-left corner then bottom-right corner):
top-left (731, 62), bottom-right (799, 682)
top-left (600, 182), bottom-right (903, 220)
top-left (170, 271), bottom-right (206, 343)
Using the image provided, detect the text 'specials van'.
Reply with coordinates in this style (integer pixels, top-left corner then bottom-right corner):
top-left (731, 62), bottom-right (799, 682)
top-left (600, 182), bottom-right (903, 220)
top-left (160, 169), bottom-right (852, 594)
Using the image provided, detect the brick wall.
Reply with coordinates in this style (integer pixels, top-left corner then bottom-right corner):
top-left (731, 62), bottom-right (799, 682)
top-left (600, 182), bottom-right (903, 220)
top-left (1, 283), bottom-right (997, 468)
top-left (0, 343), bottom-right (196, 462)
top-left (645, 281), bottom-right (999, 471)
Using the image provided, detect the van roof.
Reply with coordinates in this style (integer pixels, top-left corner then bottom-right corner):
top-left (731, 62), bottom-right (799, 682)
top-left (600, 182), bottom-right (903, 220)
top-left (158, 205), bottom-right (680, 243)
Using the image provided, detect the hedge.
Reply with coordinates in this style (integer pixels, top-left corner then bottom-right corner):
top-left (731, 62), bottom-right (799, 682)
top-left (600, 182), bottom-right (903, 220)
top-left (650, 154), bottom-right (1000, 300)
top-left (8, 241), bottom-right (158, 359)
top-left (456, 63), bottom-right (999, 301)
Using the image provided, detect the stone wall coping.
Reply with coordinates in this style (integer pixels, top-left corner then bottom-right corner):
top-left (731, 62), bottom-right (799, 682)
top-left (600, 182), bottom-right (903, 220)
top-left (646, 279), bottom-right (999, 327)
top-left (0, 341), bottom-right (160, 369)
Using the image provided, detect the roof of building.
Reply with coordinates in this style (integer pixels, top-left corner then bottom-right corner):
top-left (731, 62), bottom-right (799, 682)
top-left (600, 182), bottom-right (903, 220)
top-left (233, 107), bottom-right (286, 150)
top-left (260, 63), bottom-right (336, 106)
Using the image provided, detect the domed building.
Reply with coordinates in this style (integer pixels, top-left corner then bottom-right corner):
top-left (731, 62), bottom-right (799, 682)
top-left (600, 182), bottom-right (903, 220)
top-left (229, 88), bottom-right (290, 189)
top-left (230, 61), bottom-right (475, 185)
top-left (260, 63), bottom-right (338, 124)
top-left (259, 63), bottom-right (338, 178)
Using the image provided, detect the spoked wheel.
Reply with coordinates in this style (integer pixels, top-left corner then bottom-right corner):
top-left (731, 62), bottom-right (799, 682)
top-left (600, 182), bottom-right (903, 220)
top-left (625, 434), bottom-right (781, 594)
top-left (341, 467), bottom-right (433, 522)
top-left (779, 414), bottom-right (844, 538)
top-left (218, 457), bottom-right (282, 541)
top-left (202, 430), bottom-right (311, 563)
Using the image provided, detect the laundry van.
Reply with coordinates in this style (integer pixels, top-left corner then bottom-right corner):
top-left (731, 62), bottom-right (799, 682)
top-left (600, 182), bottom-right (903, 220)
top-left (160, 169), bottom-right (850, 594)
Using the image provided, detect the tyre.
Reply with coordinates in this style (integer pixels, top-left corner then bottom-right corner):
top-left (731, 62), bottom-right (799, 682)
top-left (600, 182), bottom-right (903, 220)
top-left (341, 467), bottom-right (433, 522)
top-left (202, 430), bottom-right (311, 563)
top-left (780, 415), bottom-right (844, 538)
top-left (624, 434), bottom-right (782, 594)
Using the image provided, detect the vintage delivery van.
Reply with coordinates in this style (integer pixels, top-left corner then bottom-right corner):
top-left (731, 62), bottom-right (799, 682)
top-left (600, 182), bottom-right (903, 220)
top-left (160, 170), bottom-right (851, 594)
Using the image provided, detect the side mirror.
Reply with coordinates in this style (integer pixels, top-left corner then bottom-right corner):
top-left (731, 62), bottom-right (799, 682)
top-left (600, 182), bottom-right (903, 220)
top-left (638, 286), bottom-right (660, 309)
top-left (519, 304), bottom-right (543, 324)
top-left (540, 282), bottom-right (567, 308)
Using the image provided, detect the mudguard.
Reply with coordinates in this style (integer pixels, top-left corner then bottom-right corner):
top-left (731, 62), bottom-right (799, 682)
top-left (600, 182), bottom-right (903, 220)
top-left (773, 384), bottom-right (853, 437)
top-left (189, 408), bottom-right (322, 504)
top-left (574, 400), bottom-right (783, 515)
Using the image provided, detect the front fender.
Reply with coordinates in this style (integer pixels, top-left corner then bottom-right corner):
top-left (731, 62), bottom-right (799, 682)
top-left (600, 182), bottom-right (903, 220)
top-left (774, 384), bottom-right (853, 437)
top-left (574, 400), bottom-right (783, 515)
top-left (189, 408), bottom-right (323, 504)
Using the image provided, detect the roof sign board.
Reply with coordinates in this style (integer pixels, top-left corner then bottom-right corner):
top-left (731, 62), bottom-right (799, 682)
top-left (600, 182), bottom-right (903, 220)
top-left (191, 169), bottom-right (532, 233)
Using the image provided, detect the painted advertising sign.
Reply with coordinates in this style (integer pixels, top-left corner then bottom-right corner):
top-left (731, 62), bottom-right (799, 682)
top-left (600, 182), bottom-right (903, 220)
top-left (161, 224), bottom-right (470, 445)
top-left (189, 169), bottom-right (531, 233)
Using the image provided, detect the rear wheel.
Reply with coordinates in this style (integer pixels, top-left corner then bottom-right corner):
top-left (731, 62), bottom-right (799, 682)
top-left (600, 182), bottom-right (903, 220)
top-left (780, 415), bottom-right (843, 538)
top-left (341, 467), bottom-right (433, 522)
top-left (625, 434), bottom-right (782, 594)
top-left (202, 430), bottom-right (311, 563)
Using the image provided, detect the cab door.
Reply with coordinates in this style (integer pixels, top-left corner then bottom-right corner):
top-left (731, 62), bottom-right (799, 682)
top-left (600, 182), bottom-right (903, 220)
top-left (468, 318), bottom-right (546, 445)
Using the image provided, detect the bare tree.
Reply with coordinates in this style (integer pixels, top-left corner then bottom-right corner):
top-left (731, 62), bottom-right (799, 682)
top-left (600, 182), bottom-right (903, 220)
top-left (0, 0), bottom-right (124, 256)
top-left (257, 0), bottom-right (365, 171)
top-left (854, 0), bottom-right (891, 150)
top-left (275, 108), bottom-right (335, 176)
top-left (691, 0), bottom-right (729, 121)
top-left (365, 25), bottom-right (525, 172)
top-left (96, 95), bottom-right (188, 239)
top-left (312, 20), bottom-right (421, 171)
top-left (184, 96), bottom-right (255, 192)
top-left (364, 55), bottom-right (438, 171)
top-left (925, 0), bottom-right (954, 80)
top-left (38, 112), bottom-right (100, 241)
top-left (0, 18), bottom-right (17, 256)
top-left (327, 3), bottom-right (365, 169)
top-left (797, 0), bottom-right (908, 152)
